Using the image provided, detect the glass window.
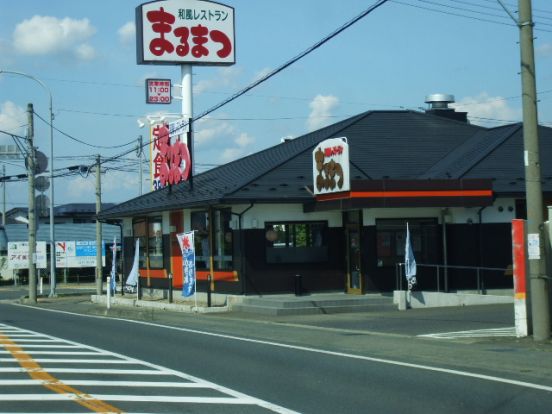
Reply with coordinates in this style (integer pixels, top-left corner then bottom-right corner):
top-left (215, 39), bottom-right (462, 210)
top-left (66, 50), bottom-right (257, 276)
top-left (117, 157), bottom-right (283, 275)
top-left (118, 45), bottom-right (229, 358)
top-left (132, 218), bottom-right (147, 269)
top-left (133, 216), bottom-right (164, 270)
top-left (148, 217), bottom-right (163, 269)
top-left (265, 221), bottom-right (328, 263)
top-left (376, 218), bottom-right (438, 267)
top-left (191, 209), bottom-right (233, 270)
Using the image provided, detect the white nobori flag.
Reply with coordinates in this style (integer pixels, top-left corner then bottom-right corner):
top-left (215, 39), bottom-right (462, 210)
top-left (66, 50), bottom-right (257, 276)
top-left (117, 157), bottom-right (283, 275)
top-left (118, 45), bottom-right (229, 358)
top-left (125, 239), bottom-right (140, 290)
top-left (404, 223), bottom-right (417, 290)
top-left (110, 236), bottom-right (117, 294)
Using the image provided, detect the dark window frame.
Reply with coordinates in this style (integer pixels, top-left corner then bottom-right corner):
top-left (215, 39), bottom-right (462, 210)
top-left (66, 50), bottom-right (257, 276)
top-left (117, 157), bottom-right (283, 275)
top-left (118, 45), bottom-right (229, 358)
top-left (132, 216), bottom-right (164, 270)
top-left (265, 221), bottom-right (329, 264)
top-left (375, 218), bottom-right (439, 268)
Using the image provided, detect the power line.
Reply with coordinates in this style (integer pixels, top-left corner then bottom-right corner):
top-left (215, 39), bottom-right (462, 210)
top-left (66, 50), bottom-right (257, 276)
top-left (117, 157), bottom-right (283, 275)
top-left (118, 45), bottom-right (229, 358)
top-left (33, 111), bottom-right (138, 150)
top-left (392, 0), bottom-right (552, 31)
top-left (192, 0), bottom-right (392, 124)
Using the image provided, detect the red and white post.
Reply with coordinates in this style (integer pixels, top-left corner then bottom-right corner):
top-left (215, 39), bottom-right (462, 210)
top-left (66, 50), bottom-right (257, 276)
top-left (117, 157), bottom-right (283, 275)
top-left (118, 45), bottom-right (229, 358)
top-left (512, 219), bottom-right (529, 337)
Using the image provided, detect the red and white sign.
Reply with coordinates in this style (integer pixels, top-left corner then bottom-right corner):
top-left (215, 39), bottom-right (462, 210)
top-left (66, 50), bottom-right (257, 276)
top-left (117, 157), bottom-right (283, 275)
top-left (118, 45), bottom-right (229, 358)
top-left (150, 123), bottom-right (191, 190)
top-left (136, 0), bottom-right (235, 66)
top-left (312, 137), bottom-right (350, 195)
top-left (146, 78), bottom-right (172, 104)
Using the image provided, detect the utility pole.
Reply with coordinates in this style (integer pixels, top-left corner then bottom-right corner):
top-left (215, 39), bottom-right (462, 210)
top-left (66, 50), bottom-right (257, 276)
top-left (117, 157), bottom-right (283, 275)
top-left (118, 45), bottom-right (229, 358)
top-left (95, 154), bottom-right (103, 295)
top-left (26, 103), bottom-right (37, 303)
top-left (2, 165), bottom-right (5, 226)
top-left (138, 135), bottom-right (143, 196)
top-left (518, 0), bottom-right (550, 341)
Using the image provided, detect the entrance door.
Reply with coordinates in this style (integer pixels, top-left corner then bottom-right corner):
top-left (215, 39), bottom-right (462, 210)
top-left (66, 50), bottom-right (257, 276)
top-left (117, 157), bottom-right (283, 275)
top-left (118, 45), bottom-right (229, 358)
top-left (344, 211), bottom-right (363, 294)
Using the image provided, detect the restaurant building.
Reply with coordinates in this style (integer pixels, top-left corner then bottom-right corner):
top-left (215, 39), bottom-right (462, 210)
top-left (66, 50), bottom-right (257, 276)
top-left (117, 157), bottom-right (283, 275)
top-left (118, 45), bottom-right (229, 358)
top-left (98, 97), bottom-right (552, 295)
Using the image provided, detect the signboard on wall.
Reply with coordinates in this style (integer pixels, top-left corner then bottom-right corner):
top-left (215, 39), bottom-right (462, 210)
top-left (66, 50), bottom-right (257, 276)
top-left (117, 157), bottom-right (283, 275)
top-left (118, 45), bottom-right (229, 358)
top-left (312, 137), bottom-right (350, 195)
top-left (146, 78), bottom-right (172, 104)
top-left (8, 242), bottom-right (47, 269)
top-left (150, 123), bottom-right (191, 191)
top-left (55, 241), bottom-right (106, 268)
top-left (136, 0), bottom-right (235, 66)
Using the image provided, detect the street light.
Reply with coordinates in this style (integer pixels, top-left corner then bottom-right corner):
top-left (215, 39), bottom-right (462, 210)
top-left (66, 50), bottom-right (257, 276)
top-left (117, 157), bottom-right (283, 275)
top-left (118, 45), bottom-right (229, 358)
top-left (0, 69), bottom-right (56, 297)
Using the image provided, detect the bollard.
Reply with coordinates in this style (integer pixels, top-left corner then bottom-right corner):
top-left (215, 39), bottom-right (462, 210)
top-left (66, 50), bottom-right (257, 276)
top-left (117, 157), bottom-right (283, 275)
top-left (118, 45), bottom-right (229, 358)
top-left (207, 274), bottom-right (212, 307)
top-left (294, 274), bottom-right (302, 296)
top-left (106, 276), bottom-right (111, 310)
top-left (168, 273), bottom-right (173, 303)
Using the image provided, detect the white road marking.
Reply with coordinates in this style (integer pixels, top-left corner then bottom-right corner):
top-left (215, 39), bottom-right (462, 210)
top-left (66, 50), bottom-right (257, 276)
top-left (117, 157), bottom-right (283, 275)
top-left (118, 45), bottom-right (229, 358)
top-left (0, 322), bottom-right (300, 414)
top-left (13, 304), bottom-right (551, 395)
top-left (0, 351), bottom-right (104, 355)
top-left (418, 327), bottom-right (516, 339)
top-left (0, 358), bottom-right (135, 364)
top-left (0, 394), bottom-right (258, 404)
top-left (0, 380), bottom-right (205, 387)
top-left (0, 368), bottom-right (173, 374)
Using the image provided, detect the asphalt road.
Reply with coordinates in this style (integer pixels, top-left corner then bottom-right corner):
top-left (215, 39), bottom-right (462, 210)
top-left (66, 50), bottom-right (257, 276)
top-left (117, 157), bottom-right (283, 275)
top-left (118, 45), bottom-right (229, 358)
top-left (1, 293), bottom-right (552, 413)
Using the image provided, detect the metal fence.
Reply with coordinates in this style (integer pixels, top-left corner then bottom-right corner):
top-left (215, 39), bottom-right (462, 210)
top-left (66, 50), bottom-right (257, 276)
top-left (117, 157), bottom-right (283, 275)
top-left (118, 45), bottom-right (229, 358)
top-left (395, 262), bottom-right (512, 293)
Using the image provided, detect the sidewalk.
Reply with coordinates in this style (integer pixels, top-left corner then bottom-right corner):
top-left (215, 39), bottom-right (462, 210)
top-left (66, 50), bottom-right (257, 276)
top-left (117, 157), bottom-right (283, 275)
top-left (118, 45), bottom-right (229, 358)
top-left (4, 283), bottom-right (551, 346)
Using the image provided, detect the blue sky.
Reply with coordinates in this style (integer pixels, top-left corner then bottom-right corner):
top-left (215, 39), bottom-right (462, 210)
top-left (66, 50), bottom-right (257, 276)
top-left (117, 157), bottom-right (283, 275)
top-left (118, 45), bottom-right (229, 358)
top-left (1, 0), bottom-right (551, 211)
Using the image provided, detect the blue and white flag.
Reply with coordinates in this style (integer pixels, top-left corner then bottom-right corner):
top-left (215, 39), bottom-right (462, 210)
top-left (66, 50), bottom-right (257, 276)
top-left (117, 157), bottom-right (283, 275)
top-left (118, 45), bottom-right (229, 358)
top-left (404, 223), bottom-right (417, 290)
top-left (110, 236), bottom-right (117, 294)
top-left (177, 232), bottom-right (196, 297)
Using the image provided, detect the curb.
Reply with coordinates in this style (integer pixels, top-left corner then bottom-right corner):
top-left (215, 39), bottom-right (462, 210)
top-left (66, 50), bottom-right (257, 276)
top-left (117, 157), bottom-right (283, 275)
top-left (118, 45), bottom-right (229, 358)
top-left (91, 295), bottom-right (229, 314)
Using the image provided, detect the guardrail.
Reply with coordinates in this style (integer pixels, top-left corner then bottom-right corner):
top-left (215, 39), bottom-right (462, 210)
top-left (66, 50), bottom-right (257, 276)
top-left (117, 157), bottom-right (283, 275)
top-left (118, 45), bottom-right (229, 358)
top-left (395, 262), bottom-right (511, 293)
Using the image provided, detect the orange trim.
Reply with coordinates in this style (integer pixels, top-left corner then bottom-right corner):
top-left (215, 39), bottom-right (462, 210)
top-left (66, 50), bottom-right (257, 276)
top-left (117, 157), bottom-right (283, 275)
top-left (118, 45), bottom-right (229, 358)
top-left (138, 268), bottom-right (166, 278)
top-left (317, 189), bottom-right (492, 201)
top-left (197, 270), bottom-right (238, 282)
top-left (514, 292), bottom-right (526, 300)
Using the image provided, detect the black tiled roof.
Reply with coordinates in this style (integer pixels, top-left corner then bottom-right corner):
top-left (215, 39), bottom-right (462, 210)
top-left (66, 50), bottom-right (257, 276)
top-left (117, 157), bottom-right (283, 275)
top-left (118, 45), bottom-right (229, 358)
top-left (98, 110), bottom-right (552, 220)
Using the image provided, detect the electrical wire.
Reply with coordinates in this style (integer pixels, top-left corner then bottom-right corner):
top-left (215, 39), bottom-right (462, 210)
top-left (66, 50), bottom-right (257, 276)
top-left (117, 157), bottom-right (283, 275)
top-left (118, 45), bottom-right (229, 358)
top-left (391, 0), bottom-right (552, 32)
top-left (33, 111), bottom-right (138, 150)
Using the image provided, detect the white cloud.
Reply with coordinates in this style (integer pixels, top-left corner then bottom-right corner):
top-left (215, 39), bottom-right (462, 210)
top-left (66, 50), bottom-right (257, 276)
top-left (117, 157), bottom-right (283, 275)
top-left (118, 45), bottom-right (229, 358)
top-left (452, 93), bottom-right (520, 126)
top-left (194, 117), bottom-right (236, 146)
top-left (252, 67), bottom-right (272, 82)
top-left (235, 132), bottom-right (254, 147)
top-left (0, 101), bottom-right (26, 143)
top-left (536, 42), bottom-right (552, 58)
top-left (306, 94), bottom-right (339, 131)
top-left (13, 15), bottom-right (96, 60)
top-left (75, 43), bottom-right (96, 60)
top-left (63, 177), bottom-right (94, 201)
top-left (193, 117), bottom-right (256, 164)
top-left (118, 21), bottom-right (135, 45)
top-left (63, 170), bottom-right (138, 203)
top-left (194, 66), bottom-right (242, 95)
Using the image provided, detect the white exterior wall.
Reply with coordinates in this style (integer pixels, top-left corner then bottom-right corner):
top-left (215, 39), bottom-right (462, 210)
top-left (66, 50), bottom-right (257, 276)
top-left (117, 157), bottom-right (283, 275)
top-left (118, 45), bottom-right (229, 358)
top-left (362, 198), bottom-right (517, 226)
top-left (119, 197), bottom-right (518, 237)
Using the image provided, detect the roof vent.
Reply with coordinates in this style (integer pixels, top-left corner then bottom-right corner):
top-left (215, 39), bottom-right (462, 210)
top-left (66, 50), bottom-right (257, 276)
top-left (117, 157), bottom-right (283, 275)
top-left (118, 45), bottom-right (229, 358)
top-left (424, 93), bottom-right (468, 123)
top-left (425, 93), bottom-right (455, 110)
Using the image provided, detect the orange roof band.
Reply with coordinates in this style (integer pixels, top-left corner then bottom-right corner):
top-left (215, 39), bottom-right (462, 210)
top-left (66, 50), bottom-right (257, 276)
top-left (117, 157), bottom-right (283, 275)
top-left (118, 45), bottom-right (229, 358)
top-left (317, 189), bottom-right (493, 201)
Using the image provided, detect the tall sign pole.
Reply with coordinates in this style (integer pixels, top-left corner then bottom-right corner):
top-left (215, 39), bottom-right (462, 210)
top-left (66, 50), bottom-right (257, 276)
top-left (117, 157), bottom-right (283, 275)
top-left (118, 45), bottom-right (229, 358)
top-left (27, 103), bottom-right (37, 303)
top-left (518, 0), bottom-right (550, 341)
top-left (136, 0), bottom-right (235, 191)
top-left (95, 155), bottom-right (103, 295)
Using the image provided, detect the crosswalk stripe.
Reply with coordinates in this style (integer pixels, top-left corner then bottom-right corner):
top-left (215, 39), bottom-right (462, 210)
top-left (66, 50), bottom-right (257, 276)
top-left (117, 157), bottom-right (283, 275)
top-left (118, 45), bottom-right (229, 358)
top-left (0, 380), bottom-right (205, 387)
top-left (0, 394), bottom-right (257, 404)
top-left (0, 322), bottom-right (300, 414)
top-left (0, 358), bottom-right (135, 364)
top-left (0, 368), bottom-right (172, 374)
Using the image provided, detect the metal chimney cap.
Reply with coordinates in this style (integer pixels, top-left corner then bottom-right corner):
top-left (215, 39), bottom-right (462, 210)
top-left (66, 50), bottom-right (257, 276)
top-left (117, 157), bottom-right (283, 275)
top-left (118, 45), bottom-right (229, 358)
top-left (425, 93), bottom-right (455, 104)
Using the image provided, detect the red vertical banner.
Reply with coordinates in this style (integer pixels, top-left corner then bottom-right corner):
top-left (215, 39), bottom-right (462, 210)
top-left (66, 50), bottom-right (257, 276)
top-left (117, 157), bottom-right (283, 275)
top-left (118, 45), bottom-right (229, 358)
top-left (512, 219), bottom-right (528, 337)
top-left (512, 219), bottom-right (527, 299)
